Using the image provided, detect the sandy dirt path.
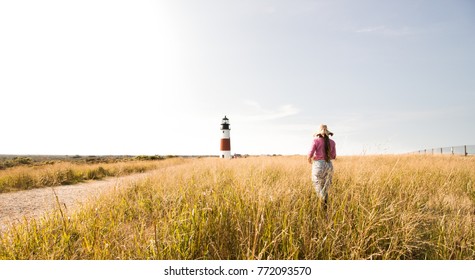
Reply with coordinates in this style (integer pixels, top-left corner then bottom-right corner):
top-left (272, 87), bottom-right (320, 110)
top-left (0, 172), bottom-right (152, 232)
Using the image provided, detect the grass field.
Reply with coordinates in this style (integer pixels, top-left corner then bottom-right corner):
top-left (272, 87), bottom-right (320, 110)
top-left (0, 156), bottom-right (177, 193)
top-left (1, 155), bottom-right (474, 259)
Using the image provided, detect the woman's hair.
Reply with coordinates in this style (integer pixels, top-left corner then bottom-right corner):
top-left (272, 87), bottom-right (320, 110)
top-left (323, 135), bottom-right (331, 162)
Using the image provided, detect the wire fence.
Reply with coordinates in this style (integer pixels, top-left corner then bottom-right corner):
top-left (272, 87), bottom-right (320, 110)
top-left (410, 145), bottom-right (475, 156)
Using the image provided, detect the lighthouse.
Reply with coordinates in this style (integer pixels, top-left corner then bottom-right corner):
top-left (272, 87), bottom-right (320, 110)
top-left (220, 116), bottom-right (231, 159)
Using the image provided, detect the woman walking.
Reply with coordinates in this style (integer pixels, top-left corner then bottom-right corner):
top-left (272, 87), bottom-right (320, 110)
top-left (307, 124), bottom-right (336, 208)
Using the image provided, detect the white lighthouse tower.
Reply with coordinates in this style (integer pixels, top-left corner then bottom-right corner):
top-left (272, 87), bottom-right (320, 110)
top-left (220, 116), bottom-right (231, 159)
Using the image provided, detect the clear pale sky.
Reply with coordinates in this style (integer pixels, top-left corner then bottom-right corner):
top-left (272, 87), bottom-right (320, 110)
top-left (1, 0), bottom-right (474, 156)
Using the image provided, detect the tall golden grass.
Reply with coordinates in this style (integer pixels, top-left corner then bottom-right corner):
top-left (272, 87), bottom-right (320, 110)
top-left (1, 155), bottom-right (474, 259)
top-left (0, 160), bottom-right (180, 193)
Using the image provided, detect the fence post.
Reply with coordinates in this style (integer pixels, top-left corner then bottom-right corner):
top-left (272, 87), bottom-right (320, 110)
top-left (465, 145), bottom-right (468, 156)
top-left (451, 147), bottom-right (454, 155)
top-left (440, 148), bottom-right (443, 154)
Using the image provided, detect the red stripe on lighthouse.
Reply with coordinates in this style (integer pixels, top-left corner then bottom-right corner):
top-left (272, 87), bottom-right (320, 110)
top-left (220, 139), bottom-right (231, 151)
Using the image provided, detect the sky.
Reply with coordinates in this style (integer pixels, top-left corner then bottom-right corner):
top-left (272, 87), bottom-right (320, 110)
top-left (1, 0), bottom-right (474, 156)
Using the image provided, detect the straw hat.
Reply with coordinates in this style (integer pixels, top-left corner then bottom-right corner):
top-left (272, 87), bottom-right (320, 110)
top-left (314, 124), bottom-right (333, 137)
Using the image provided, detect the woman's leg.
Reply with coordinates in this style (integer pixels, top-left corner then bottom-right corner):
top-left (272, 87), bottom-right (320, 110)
top-left (312, 161), bottom-right (325, 200)
top-left (320, 163), bottom-right (333, 202)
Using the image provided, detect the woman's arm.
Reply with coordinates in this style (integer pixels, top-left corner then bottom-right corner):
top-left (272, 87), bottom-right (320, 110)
top-left (331, 141), bottom-right (337, 159)
top-left (307, 140), bottom-right (316, 163)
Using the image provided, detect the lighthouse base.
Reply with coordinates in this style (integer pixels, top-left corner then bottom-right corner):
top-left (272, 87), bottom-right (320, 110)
top-left (220, 151), bottom-right (232, 159)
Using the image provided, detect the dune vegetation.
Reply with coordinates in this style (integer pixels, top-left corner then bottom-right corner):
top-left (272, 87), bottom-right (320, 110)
top-left (0, 156), bottom-right (178, 193)
top-left (1, 155), bottom-right (474, 259)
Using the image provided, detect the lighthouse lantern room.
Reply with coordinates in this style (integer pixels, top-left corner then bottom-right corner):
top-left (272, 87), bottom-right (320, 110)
top-left (220, 116), bottom-right (231, 159)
